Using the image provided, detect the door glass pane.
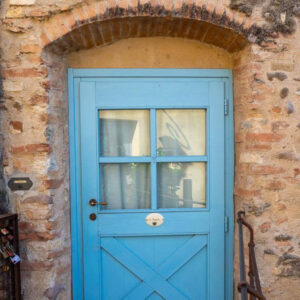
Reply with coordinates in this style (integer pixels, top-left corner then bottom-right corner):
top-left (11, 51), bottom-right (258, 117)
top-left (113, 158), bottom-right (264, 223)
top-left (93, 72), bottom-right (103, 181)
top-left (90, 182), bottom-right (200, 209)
top-left (157, 109), bottom-right (206, 156)
top-left (99, 110), bottom-right (150, 156)
top-left (100, 163), bottom-right (150, 209)
top-left (157, 162), bottom-right (206, 208)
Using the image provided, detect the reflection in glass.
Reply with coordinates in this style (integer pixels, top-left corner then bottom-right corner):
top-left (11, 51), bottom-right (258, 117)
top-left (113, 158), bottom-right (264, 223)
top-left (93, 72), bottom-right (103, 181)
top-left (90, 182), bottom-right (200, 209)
top-left (99, 110), bottom-right (150, 156)
top-left (157, 162), bottom-right (206, 208)
top-left (100, 163), bottom-right (150, 209)
top-left (157, 109), bottom-right (206, 156)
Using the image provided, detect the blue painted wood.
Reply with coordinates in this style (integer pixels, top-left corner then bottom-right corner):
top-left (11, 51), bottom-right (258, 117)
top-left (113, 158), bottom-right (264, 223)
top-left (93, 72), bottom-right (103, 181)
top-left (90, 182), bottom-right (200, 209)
top-left (101, 238), bottom-right (187, 299)
top-left (224, 74), bottom-right (234, 300)
top-left (155, 156), bottom-right (208, 162)
top-left (150, 109), bottom-right (157, 210)
top-left (99, 155), bottom-right (208, 163)
top-left (124, 235), bottom-right (207, 299)
top-left (72, 68), bottom-right (232, 78)
top-left (98, 212), bottom-right (210, 236)
top-left (69, 69), bottom-right (234, 300)
top-left (99, 156), bottom-right (152, 163)
top-left (208, 81), bottom-right (225, 299)
top-left (68, 72), bottom-right (84, 300)
top-left (94, 79), bottom-right (209, 108)
top-left (100, 235), bottom-right (208, 300)
top-left (79, 82), bottom-right (101, 299)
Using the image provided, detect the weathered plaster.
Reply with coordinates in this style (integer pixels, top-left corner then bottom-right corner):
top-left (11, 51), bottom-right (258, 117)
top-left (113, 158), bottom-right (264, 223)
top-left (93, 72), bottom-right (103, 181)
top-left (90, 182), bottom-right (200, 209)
top-left (67, 37), bottom-right (233, 68)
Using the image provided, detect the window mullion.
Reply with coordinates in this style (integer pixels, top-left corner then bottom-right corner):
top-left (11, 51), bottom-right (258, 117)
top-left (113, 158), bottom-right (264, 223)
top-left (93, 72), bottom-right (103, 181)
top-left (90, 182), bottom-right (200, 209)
top-left (150, 109), bottom-right (157, 210)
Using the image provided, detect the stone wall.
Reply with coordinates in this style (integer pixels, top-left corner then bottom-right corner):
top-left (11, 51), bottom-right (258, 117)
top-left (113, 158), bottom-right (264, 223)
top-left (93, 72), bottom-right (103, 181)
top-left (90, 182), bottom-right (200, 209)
top-left (0, 0), bottom-right (299, 299)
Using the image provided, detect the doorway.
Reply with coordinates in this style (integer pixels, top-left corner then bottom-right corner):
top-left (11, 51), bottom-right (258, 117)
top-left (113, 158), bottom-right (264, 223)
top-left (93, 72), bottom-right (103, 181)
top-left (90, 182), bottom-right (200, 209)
top-left (69, 69), bottom-right (234, 299)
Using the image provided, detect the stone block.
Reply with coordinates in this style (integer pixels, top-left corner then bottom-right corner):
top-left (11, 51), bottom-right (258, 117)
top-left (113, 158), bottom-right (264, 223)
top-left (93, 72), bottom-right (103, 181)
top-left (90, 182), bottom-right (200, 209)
top-left (271, 61), bottom-right (294, 72)
top-left (10, 0), bottom-right (36, 5)
top-left (3, 80), bottom-right (24, 92)
top-left (5, 6), bottom-right (24, 18)
top-left (239, 152), bottom-right (263, 164)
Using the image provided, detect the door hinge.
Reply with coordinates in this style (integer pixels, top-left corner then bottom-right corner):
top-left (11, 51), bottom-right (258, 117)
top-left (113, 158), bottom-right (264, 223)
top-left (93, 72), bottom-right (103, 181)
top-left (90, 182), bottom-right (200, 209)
top-left (224, 99), bottom-right (229, 116)
top-left (225, 216), bottom-right (229, 233)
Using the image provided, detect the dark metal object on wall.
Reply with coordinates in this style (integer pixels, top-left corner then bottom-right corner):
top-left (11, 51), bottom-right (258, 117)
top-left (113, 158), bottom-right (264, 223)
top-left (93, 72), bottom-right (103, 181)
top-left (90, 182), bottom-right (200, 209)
top-left (237, 211), bottom-right (266, 300)
top-left (8, 178), bottom-right (33, 191)
top-left (0, 214), bottom-right (21, 300)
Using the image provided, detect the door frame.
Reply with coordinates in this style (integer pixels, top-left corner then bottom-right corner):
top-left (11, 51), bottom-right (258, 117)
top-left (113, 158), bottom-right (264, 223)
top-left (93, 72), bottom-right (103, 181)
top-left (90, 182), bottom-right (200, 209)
top-left (68, 69), bottom-right (234, 300)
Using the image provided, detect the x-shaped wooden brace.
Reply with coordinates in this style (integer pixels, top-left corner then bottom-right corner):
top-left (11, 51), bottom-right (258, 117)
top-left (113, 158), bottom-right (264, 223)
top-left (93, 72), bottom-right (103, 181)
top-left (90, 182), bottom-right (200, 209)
top-left (101, 235), bottom-right (207, 300)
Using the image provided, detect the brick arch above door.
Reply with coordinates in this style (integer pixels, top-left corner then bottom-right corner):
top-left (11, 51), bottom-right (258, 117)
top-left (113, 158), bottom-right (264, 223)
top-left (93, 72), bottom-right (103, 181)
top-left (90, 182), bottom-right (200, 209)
top-left (40, 0), bottom-right (255, 54)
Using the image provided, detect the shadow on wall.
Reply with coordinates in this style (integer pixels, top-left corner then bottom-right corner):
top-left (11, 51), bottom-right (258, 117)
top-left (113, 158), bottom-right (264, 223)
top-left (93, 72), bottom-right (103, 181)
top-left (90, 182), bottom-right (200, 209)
top-left (0, 150), bottom-right (9, 214)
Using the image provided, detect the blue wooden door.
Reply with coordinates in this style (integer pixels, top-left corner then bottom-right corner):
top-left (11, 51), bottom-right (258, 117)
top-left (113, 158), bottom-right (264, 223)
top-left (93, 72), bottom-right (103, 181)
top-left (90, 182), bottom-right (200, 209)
top-left (78, 71), bottom-right (227, 300)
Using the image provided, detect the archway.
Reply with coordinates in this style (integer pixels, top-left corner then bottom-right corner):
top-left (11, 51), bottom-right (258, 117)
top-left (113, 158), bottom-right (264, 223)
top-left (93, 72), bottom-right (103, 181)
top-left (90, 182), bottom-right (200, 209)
top-left (39, 2), bottom-right (254, 299)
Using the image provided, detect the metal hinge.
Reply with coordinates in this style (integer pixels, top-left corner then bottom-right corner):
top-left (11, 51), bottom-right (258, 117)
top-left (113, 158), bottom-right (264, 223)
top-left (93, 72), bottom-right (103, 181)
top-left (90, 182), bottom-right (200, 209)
top-left (225, 216), bottom-right (229, 233)
top-left (224, 99), bottom-right (229, 116)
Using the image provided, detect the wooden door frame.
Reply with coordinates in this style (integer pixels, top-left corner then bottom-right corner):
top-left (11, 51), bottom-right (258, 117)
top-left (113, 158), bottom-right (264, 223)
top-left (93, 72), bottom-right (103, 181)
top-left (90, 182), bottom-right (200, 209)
top-left (68, 69), bottom-right (234, 300)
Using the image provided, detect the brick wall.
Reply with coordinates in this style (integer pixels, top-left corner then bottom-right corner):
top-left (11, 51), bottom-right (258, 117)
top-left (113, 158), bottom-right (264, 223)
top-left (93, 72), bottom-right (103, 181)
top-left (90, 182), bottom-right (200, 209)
top-left (0, 0), bottom-right (299, 299)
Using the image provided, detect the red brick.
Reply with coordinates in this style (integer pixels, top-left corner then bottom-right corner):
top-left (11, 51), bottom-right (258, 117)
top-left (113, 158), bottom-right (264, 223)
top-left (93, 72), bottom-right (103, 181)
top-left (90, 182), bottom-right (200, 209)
top-left (266, 180), bottom-right (286, 190)
top-left (43, 179), bottom-right (63, 189)
top-left (26, 143), bottom-right (50, 153)
top-left (10, 143), bottom-right (50, 154)
top-left (10, 145), bottom-right (25, 154)
top-left (250, 165), bottom-right (285, 175)
top-left (234, 188), bottom-right (260, 197)
top-left (246, 132), bottom-right (284, 143)
top-left (19, 231), bottom-right (57, 241)
top-left (20, 44), bottom-right (41, 53)
top-left (272, 106), bottom-right (282, 113)
top-left (246, 144), bottom-right (272, 151)
top-left (9, 121), bottom-right (23, 132)
top-left (2, 67), bottom-right (47, 78)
